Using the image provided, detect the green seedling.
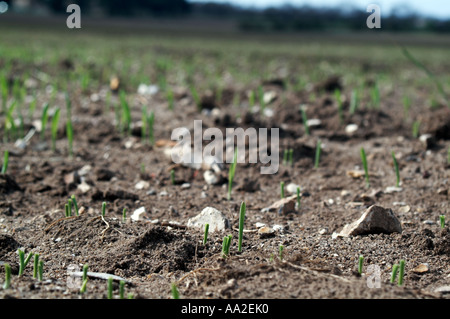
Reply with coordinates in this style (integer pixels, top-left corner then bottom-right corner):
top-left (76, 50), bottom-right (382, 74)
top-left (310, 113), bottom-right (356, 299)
top-left (119, 90), bottom-right (131, 136)
top-left (440, 215), bottom-right (445, 229)
top-left (3, 263), bottom-right (11, 289)
top-left (65, 203), bottom-right (70, 217)
top-left (279, 245), bottom-right (284, 260)
top-left (248, 90), bottom-right (255, 111)
top-left (402, 96), bottom-right (411, 119)
top-left (296, 187), bottom-right (301, 210)
top-left (167, 89), bottom-right (175, 111)
top-left (18, 249), bottom-right (33, 277)
top-left (349, 89), bottom-right (359, 115)
top-left (283, 149), bottom-right (288, 165)
top-left (122, 208), bottom-right (127, 223)
top-left (334, 89), bottom-right (344, 124)
top-left (398, 259), bottom-right (405, 286)
top-left (82, 264), bottom-right (89, 282)
top-left (50, 108), bottom-right (60, 152)
top-left (171, 283), bottom-right (180, 299)
top-left (370, 83), bottom-right (380, 109)
top-left (107, 277), bottom-right (113, 299)
top-left (71, 195), bottom-right (79, 216)
top-left (1, 150), bottom-right (8, 174)
top-left (128, 293), bottom-right (134, 299)
top-left (314, 140), bottom-right (322, 169)
top-left (38, 260), bottom-right (43, 281)
top-left (119, 280), bottom-right (125, 299)
top-left (203, 223), bottom-right (209, 246)
top-left (392, 151), bottom-right (400, 188)
top-left (5, 102), bottom-right (17, 142)
top-left (141, 106), bottom-right (147, 143)
top-left (390, 264), bottom-right (399, 283)
top-left (222, 235), bottom-right (232, 258)
top-left (288, 149), bottom-right (294, 166)
top-left (227, 148), bottom-right (238, 201)
top-left (301, 107), bottom-right (310, 136)
top-left (170, 169), bottom-right (175, 185)
top-left (101, 202), bottom-right (106, 217)
top-left (33, 253), bottom-right (39, 279)
top-left (358, 255), bottom-right (364, 275)
top-left (40, 103), bottom-right (49, 140)
top-left (238, 202), bottom-right (246, 252)
top-left (66, 95), bottom-right (74, 158)
top-left (412, 121), bottom-right (420, 138)
top-left (80, 278), bottom-right (88, 294)
top-left (147, 111), bottom-right (155, 145)
top-left (360, 148), bottom-right (370, 188)
top-left (190, 86), bottom-right (201, 112)
top-left (280, 181), bottom-right (285, 199)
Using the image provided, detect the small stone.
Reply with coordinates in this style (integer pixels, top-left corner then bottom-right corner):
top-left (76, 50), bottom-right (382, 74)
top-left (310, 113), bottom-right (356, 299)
top-left (147, 189), bottom-right (156, 196)
top-left (411, 263), bottom-right (429, 274)
top-left (263, 108), bottom-right (274, 118)
top-left (286, 183), bottom-right (301, 194)
top-left (181, 183), bottom-right (191, 189)
top-left (393, 202), bottom-right (407, 206)
top-left (306, 119), bottom-right (321, 127)
top-left (437, 188), bottom-right (448, 195)
top-left (78, 165), bottom-right (92, 176)
top-left (319, 228), bottom-right (328, 235)
top-left (135, 181), bottom-right (150, 190)
top-left (261, 195), bottom-right (296, 214)
top-left (204, 170), bottom-right (219, 185)
top-left (54, 238), bottom-right (62, 243)
top-left (187, 207), bottom-right (230, 232)
top-left (159, 191), bottom-right (168, 197)
top-left (346, 170), bottom-right (366, 179)
top-left (419, 134), bottom-right (435, 149)
top-left (263, 91), bottom-right (277, 104)
top-left (255, 222), bottom-right (266, 228)
top-left (336, 205), bottom-right (402, 237)
top-left (77, 182), bottom-right (91, 194)
top-left (345, 124), bottom-right (358, 134)
top-left (423, 220), bottom-right (434, 225)
top-left (131, 207), bottom-right (147, 221)
top-left (273, 225), bottom-right (284, 232)
top-left (124, 139), bottom-right (134, 149)
top-left (384, 186), bottom-right (403, 193)
top-left (398, 205), bottom-right (411, 214)
top-left (258, 226), bottom-right (275, 238)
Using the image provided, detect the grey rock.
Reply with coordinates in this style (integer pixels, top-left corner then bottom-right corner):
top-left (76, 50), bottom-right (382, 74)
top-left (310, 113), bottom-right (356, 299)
top-left (336, 205), bottom-right (402, 237)
top-left (187, 207), bottom-right (230, 232)
top-left (261, 195), bottom-right (297, 214)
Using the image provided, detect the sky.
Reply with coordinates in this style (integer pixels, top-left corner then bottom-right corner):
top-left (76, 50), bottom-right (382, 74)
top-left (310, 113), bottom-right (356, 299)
top-left (190, 0), bottom-right (450, 19)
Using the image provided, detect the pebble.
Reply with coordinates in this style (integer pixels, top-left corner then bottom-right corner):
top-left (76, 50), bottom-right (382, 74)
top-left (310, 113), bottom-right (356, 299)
top-left (286, 183), bottom-right (301, 194)
top-left (135, 181), bottom-right (150, 190)
top-left (384, 186), bottom-right (403, 193)
top-left (319, 228), bottom-right (328, 235)
top-left (306, 119), bottom-right (321, 127)
top-left (258, 226), bottom-right (275, 238)
top-left (398, 205), bottom-right (411, 214)
top-left (131, 207), bottom-right (147, 221)
top-left (186, 207), bottom-right (230, 232)
top-left (77, 182), bottom-right (91, 194)
top-left (411, 263), bottom-right (429, 273)
top-left (255, 222), bottom-right (266, 228)
top-left (273, 225), bottom-right (284, 232)
top-left (423, 220), bottom-right (435, 225)
top-left (181, 183), bottom-right (191, 189)
top-left (146, 189), bottom-right (156, 196)
top-left (261, 195), bottom-right (297, 214)
top-left (159, 191), bottom-right (168, 197)
top-left (204, 170), bottom-right (219, 185)
top-left (345, 124), bottom-right (358, 134)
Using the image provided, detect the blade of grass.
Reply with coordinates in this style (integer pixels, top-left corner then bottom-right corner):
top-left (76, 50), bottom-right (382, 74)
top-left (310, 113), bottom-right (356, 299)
top-left (238, 202), bottom-right (246, 252)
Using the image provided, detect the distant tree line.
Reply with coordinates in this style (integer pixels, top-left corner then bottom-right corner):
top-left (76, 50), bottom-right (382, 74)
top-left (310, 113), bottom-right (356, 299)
top-left (10, 0), bottom-right (450, 32)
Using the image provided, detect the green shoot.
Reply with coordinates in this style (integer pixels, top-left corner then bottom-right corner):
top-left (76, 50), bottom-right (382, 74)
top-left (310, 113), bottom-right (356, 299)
top-left (3, 263), bottom-right (11, 289)
top-left (71, 195), bottom-right (79, 216)
top-left (40, 103), bottom-right (49, 140)
top-left (288, 149), bottom-right (294, 166)
top-left (301, 107), bottom-right (310, 136)
top-left (170, 169), bottom-right (175, 185)
top-left (107, 277), bottom-right (113, 299)
top-left (222, 235), bottom-right (232, 258)
top-left (248, 90), bottom-right (255, 111)
top-left (360, 148), bottom-right (370, 188)
top-left (141, 106), bottom-right (147, 143)
top-left (349, 89), bottom-right (359, 115)
top-left (68, 199), bottom-right (73, 217)
top-left (18, 249), bottom-right (33, 277)
top-left (190, 86), bottom-right (201, 112)
top-left (334, 89), bottom-right (344, 124)
top-left (402, 96), bottom-right (411, 119)
top-left (358, 255), bottom-right (364, 275)
top-left (412, 121), bottom-right (420, 138)
top-left (314, 140), bottom-right (322, 169)
top-left (227, 148), bottom-right (238, 201)
top-left (398, 259), bottom-right (405, 286)
top-left (171, 283), bottom-right (180, 299)
top-left (33, 253), bottom-right (39, 279)
top-left (101, 202), bottom-right (106, 217)
top-left (119, 90), bottom-right (131, 136)
top-left (167, 89), bottom-right (175, 111)
top-left (66, 95), bottom-right (74, 158)
top-left (296, 187), bottom-right (301, 210)
top-left (147, 111), bottom-right (155, 145)
top-left (279, 245), bottom-right (284, 260)
top-left (82, 264), bottom-right (89, 282)
top-left (280, 181), bottom-right (285, 199)
top-left (50, 108), bottom-right (60, 152)
top-left (128, 293), bottom-right (134, 299)
top-left (392, 151), bottom-right (400, 188)
top-left (65, 203), bottom-right (70, 217)
top-left (38, 260), bottom-right (43, 281)
top-left (1, 150), bottom-right (8, 174)
top-left (390, 264), bottom-right (399, 283)
top-left (283, 149), bottom-right (288, 165)
top-left (122, 208), bottom-right (127, 223)
top-left (370, 83), bottom-right (380, 109)
top-left (203, 223), bottom-right (209, 246)
top-left (238, 202), bottom-right (246, 252)
top-left (119, 280), bottom-right (125, 299)
top-left (80, 279), bottom-right (88, 294)
top-left (440, 215), bottom-right (445, 229)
